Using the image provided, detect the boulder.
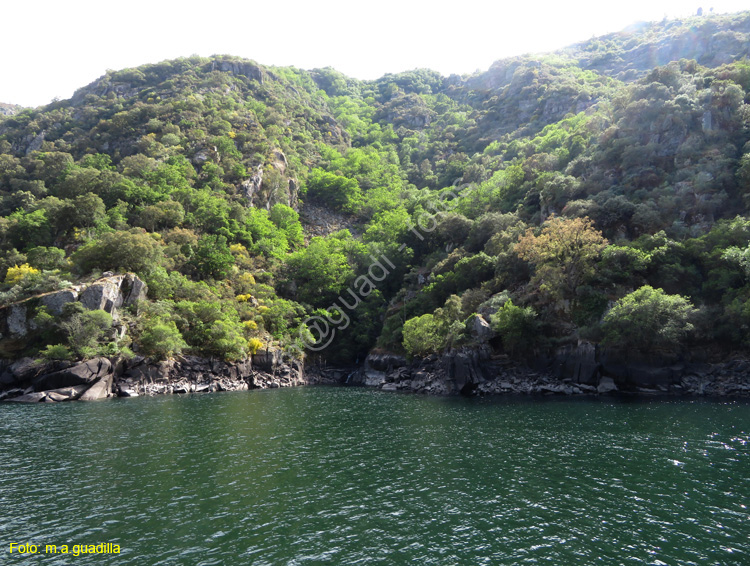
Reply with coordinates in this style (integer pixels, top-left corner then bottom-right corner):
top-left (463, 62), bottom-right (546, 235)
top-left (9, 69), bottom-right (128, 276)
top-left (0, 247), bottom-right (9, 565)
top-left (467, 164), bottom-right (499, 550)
top-left (120, 273), bottom-right (148, 307)
top-left (79, 373), bottom-right (114, 401)
top-left (118, 388), bottom-right (139, 397)
top-left (80, 278), bottom-right (123, 314)
top-left (33, 358), bottom-right (112, 391)
top-left (7, 391), bottom-right (48, 403)
top-left (471, 315), bottom-right (495, 342)
top-left (44, 384), bottom-right (90, 401)
top-left (79, 274), bottom-right (148, 316)
top-left (1, 357), bottom-right (47, 386)
top-left (597, 376), bottom-right (618, 394)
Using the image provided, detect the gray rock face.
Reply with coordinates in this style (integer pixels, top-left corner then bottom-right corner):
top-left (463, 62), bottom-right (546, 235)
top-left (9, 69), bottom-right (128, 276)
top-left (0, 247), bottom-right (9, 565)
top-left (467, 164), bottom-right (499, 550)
top-left (25, 131), bottom-right (46, 155)
top-left (213, 60), bottom-right (264, 82)
top-left (471, 315), bottom-right (494, 342)
top-left (252, 348), bottom-right (283, 373)
top-left (555, 342), bottom-right (600, 385)
top-left (365, 353), bottom-right (407, 372)
top-left (78, 274), bottom-right (148, 317)
top-left (241, 165), bottom-right (264, 204)
top-left (80, 278), bottom-right (123, 313)
top-left (7, 304), bottom-right (28, 336)
top-left (40, 289), bottom-right (79, 315)
top-left (441, 348), bottom-right (490, 393)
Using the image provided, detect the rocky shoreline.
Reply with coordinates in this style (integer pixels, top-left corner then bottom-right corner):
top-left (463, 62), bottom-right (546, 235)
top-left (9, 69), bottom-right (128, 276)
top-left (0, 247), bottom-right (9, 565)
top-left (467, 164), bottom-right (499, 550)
top-left (0, 348), bottom-right (337, 403)
top-left (3, 343), bottom-right (750, 403)
top-left (357, 346), bottom-right (750, 398)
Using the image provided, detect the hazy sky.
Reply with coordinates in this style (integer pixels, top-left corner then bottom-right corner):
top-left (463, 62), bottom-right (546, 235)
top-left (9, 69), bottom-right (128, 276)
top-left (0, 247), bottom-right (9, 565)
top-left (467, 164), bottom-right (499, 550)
top-left (1, 0), bottom-right (747, 107)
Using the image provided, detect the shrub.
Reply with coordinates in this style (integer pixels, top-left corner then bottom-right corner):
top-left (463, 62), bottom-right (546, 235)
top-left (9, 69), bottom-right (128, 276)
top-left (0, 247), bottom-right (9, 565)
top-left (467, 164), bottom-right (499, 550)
top-left (58, 305), bottom-right (114, 356)
top-left (139, 320), bottom-right (187, 360)
top-left (248, 338), bottom-right (264, 355)
top-left (601, 285), bottom-right (697, 352)
top-left (205, 319), bottom-right (247, 361)
top-left (39, 344), bottom-right (73, 361)
top-left (4, 263), bottom-right (40, 286)
top-left (490, 299), bottom-right (538, 355)
top-left (402, 313), bottom-right (443, 356)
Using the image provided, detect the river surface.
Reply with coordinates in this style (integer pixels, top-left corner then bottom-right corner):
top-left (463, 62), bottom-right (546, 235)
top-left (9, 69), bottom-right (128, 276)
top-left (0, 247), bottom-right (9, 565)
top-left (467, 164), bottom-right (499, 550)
top-left (1, 388), bottom-right (749, 565)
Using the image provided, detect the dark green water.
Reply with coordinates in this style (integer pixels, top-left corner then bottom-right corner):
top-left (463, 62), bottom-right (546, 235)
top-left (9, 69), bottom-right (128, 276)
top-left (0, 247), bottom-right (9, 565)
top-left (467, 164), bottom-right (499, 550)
top-left (1, 388), bottom-right (748, 565)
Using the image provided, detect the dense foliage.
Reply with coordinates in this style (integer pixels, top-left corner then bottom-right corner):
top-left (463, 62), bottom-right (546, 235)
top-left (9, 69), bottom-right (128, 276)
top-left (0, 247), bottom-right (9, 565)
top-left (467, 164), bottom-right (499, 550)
top-left (1, 11), bottom-right (750, 364)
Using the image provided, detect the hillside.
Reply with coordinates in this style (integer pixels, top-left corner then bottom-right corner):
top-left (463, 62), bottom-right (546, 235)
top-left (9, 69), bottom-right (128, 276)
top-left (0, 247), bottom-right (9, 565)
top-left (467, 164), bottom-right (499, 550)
top-left (0, 103), bottom-right (22, 117)
top-left (1, 10), bottom-right (750, 374)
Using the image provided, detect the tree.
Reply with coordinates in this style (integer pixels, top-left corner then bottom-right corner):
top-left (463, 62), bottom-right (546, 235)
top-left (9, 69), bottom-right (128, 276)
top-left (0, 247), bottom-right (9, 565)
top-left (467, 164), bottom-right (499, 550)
top-left (72, 228), bottom-right (164, 275)
top-left (306, 168), bottom-right (363, 213)
top-left (8, 209), bottom-right (51, 250)
top-left (68, 193), bottom-right (106, 229)
top-left (516, 215), bottom-right (608, 303)
top-left (285, 236), bottom-right (355, 305)
top-left (189, 234), bottom-right (234, 279)
top-left (601, 286), bottom-right (697, 352)
top-left (135, 201), bottom-right (185, 231)
top-left (269, 204), bottom-right (304, 248)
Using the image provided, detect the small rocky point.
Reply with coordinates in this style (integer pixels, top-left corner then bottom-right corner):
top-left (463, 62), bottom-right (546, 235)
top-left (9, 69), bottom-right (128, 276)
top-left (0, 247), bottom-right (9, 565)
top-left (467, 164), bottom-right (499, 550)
top-left (0, 350), bottom-right (315, 403)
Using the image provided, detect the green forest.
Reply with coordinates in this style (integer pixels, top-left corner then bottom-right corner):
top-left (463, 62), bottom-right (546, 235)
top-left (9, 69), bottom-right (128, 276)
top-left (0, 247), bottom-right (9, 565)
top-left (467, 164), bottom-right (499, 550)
top-left (1, 11), bottom-right (750, 368)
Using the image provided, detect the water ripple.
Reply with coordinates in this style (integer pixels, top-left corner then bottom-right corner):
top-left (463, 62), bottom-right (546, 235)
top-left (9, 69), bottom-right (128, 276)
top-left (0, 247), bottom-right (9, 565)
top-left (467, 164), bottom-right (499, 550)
top-left (1, 391), bottom-right (748, 565)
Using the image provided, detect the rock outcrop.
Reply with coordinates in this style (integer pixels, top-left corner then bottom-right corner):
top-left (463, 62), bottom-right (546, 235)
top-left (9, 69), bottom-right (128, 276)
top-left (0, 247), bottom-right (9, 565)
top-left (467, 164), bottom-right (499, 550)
top-left (1, 347), bottom-right (308, 403)
top-left (0, 357), bottom-right (115, 403)
top-left (240, 157), bottom-right (300, 211)
top-left (0, 273), bottom-right (147, 357)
